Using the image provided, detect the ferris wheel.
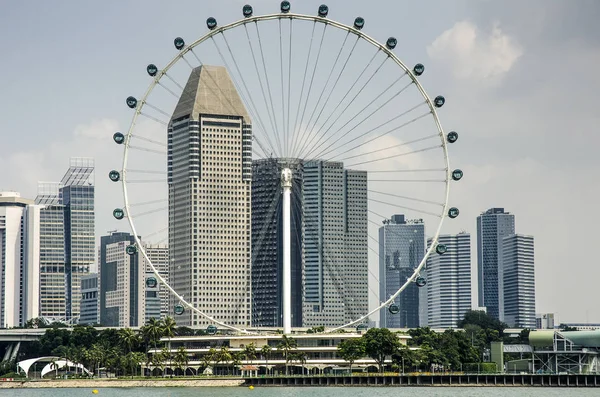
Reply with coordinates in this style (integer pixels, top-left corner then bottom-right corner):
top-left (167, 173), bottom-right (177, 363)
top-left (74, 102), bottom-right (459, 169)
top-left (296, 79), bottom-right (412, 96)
top-left (109, 2), bottom-right (462, 335)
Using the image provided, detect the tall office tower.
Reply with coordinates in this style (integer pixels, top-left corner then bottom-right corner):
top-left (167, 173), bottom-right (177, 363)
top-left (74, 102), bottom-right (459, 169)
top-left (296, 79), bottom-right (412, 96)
top-left (379, 214), bottom-right (425, 328)
top-left (36, 183), bottom-right (66, 321)
top-left (0, 192), bottom-right (40, 327)
top-left (426, 233), bottom-right (472, 328)
top-left (79, 273), bottom-right (99, 325)
top-left (144, 244), bottom-right (170, 319)
top-left (477, 208), bottom-right (515, 321)
top-left (502, 234), bottom-right (536, 328)
top-left (251, 158), bottom-right (303, 328)
top-left (302, 161), bottom-right (368, 327)
top-left (99, 232), bottom-right (159, 327)
top-left (60, 158), bottom-right (95, 321)
top-left (536, 313), bottom-right (555, 330)
top-left (168, 65), bottom-right (252, 327)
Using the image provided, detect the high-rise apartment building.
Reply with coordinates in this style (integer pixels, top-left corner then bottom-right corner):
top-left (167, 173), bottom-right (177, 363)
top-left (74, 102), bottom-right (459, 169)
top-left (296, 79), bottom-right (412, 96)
top-left (477, 208), bottom-right (515, 321)
top-left (379, 214), bottom-right (425, 328)
top-left (502, 234), bottom-right (536, 328)
top-left (0, 192), bottom-right (40, 328)
top-left (168, 65), bottom-right (252, 327)
top-left (251, 158), bottom-right (303, 328)
top-left (426, 233), bottom-right (472, 328)
top-left (302, 161), bottom-right (368, 327)
top-left (144, 244), bottom-right (169, 319)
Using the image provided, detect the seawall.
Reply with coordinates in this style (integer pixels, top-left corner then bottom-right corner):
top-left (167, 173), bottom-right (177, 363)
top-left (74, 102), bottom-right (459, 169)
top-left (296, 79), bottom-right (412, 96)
top-left (0, 378), bottom-right (245, 388)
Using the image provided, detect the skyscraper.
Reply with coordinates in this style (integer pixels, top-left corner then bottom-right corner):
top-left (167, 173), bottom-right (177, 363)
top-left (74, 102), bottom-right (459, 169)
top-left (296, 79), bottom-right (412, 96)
top-left (144, 244), bottom-right (169, 319)
top-left (251, 158), bottom-right (303, 327)
top-left (80, 273), bottom-right (99, 325)
top-left (60, 158), bottom-right (95, 321)
top-left (168, 65), bottom-right (252, 327)
top-left (379, 215), bottom-right (425, 328)
top-left (37, 196), bottom-right (66, 321)
top-left (0, 192), bottom-right (40, 328)
top-left (302, 161), bottom-right (368, 327)
top-left (426, 233), bottom-right (472, 328)
top-left (477, 208), bottom-right (515, 321)
top-left (502, 234), bottom-right (536, 328)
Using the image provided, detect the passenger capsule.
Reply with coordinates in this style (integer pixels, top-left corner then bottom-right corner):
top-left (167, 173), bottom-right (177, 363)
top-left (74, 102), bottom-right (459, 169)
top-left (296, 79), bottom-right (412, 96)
top-left (356, 323), bottom-right (368, 333)
top-left (113, 208), bottom-right (125, 220)
top-left (354, 17), bottom-right (365, 30)
top-left (280, 1), bottom-right (291, 13)
top-left (388, 303), bottom-right (400, 314)
top-left (174, 37), bottom-right (185, 50)
top-left (416, 277), bottom-right (427, 288)
top-left (318, 4), bottom-right (329, 17)
top-left (413, 63), bottom-right (425, 76)
top-left (452, 169), bottom-right (463, 181)
top-left (447, 131), bottom-right (459, 143)
top-left (207, 17), bottom-right (217, 30)
top-left (207, 324), bottom-right (218, 335)
top-left (146, 277), bottom-right (158, 288)
top-left (386, 37), bottom-right (397, 50)
top-left (126, 245), bottom-right (137, 255)
top-left (113, 132), bottom-right (125, 145)
top-left (448, 207), bottom-right (460, 219)
top-left (434, 96), bottom-right (446, 108)
top-left (109, 170), bottom-right (121, 182)
top-left (174, 304), bottom-right (185, 315)
top-left (436, 244), bottom-right (448, 255)
top-left (243, 4), bottom-right (253, 17)
top-left (147, 64), bottom-right (158, 77)
top-left (126, 96), bottom-right (138, 109)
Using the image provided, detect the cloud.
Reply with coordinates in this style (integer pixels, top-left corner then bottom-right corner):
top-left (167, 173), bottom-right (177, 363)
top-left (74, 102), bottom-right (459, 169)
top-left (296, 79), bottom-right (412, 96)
top-left (427, 20), bottom-right (523, 82)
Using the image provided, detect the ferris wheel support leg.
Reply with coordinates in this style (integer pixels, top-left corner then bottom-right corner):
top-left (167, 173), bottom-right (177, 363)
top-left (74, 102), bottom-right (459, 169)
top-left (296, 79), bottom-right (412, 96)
top-left (282, 168), bottom-right (293, 335)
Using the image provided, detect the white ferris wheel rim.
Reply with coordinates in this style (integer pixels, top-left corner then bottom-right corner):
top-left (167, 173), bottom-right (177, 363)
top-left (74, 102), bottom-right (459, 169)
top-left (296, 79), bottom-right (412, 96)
top-left (120, 10), bottom-right (452, 335)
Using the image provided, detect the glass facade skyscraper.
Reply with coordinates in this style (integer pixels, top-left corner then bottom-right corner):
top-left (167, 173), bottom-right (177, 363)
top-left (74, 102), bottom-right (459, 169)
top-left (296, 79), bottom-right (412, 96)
top-left (60, 158), bottom-right (95, 321)
top-left (477, 208), bottom-right (515, 321)
top-left (251, 158), bottom-right (303, 328)
top-left (379, 214), bottom-right (425, 328)
top-left (38, 204), bottom-right (66, 320)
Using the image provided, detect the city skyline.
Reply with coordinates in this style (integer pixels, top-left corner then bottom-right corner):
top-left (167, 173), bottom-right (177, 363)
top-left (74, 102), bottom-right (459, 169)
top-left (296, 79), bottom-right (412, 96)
top-left (1, 0), bottom-right (599, 323)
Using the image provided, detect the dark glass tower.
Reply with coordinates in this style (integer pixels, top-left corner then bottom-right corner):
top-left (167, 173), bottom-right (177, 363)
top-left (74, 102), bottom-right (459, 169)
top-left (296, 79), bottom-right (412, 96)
top-left (251, 158), bottom-right (303, 327)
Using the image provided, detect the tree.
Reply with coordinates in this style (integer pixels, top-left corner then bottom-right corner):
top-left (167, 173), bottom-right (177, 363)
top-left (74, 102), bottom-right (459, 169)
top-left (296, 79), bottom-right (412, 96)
top-left (161, 317), bottom-right (177, 376)
top-left (458, 310), bottom-right (507, 335)
top-left (261, 344), bottom-right (272, 376)
top-left (363, 328), bottom-right (401, 372)
top-left (142, 318), bottom-right (163, 351)
top-left (337, 338), bottom-right (365, 374)
top-left (243, 343), bottom-right (257, 364)
top-left (391, 344), bottom-right (416, 374)
top-left (277, 335), bottom-right (297, 375)
top-left (118, 328), bottom-right (140, 377)
top-left (218, 346), bottom-right (232, 375)
top-left (173, 346), bottom-right (189, 376)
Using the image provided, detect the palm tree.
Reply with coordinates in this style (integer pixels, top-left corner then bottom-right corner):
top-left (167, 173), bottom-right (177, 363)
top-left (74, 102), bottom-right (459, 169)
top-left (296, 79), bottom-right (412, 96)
top-left (162, 317), bottom-right (177, 376)
top-left (143, 318), bottom-right (163, 351)
top-left (244, 343), bottom-right (257, 364)
top-left (173, 346), bottom-right (189, 376)
top-left (231, 352), bottom-right (243, 377)
top-left (218, 346), bottom-right (232, 375)
top-left (277, 335), bottom-right (297, 375)
top-left (261, 344), bottom-right (272, 376)
top-left (118, 328), bottom-right (140, 377)
top-left (205, 347), bottom-right (218, 376)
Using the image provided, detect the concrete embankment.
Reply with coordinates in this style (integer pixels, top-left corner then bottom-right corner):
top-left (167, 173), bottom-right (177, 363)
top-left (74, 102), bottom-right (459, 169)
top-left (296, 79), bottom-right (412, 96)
top-left (0, 378), bottom-right (245, 388)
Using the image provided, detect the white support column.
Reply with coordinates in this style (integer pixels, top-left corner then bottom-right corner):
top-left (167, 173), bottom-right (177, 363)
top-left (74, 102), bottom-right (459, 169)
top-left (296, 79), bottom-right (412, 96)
top-left (281, 168), bottom-right (293, 335)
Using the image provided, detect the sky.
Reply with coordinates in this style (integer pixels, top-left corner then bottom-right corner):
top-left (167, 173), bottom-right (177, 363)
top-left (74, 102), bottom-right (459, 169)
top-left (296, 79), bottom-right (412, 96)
top-left (1, 0), bottom-right (599, 325)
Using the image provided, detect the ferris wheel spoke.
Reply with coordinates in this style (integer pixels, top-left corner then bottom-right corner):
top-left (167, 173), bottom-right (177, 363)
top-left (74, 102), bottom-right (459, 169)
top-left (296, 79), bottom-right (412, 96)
top-left (254, 21), bottom-right (282, 156)
top-left (297, 32), bottom-right (351, 156)
top-left (306, 78), bottom-right (412, 160)
top-left (138, 112), bottom-right (168, 126)
top-left (243, 25), bottom-right (282, 157)
top-left (130, 135), bottom-right (167, 147)
top-left (369, 199), bottom-right (441, 218)
top-left (124, 178), bottom-right (165, 184)
top-left (144, 102), bottom-right (173, 119)
top-left (285, 19), bottom-right (294, 155)
top-left (157, 81), bottom-right (181, 100)
top-left (331, 107), bottom-right (430, 159)
top-left (279, 19), bottom-right (288, 157)
top-left (301, 36), bottom-right (360, 157)
top-left (337, 134), bottom-right (438, 162)
top-left (141, 227), bottom-right (169, 240)
top-left (127, 146), bottom-right (166, 156)
top-left (347, 144), bottom-right (441, 168)
top-left (299, 48), bottom-right (383, 159)
top-left (289, 21), bottom-right (318, 158)
top-left (214, 34), bottom-right (280, 158)
top-left (129, 206), bottom-right (169, 219)
top-left (290, 24), bottom-right (328, 159)
top-left (368, 190), bottom-right (445, 207)
top-left (368, 168), bottom-right (446, 174)
top-left (128, 198), bottom-right (168, 208)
